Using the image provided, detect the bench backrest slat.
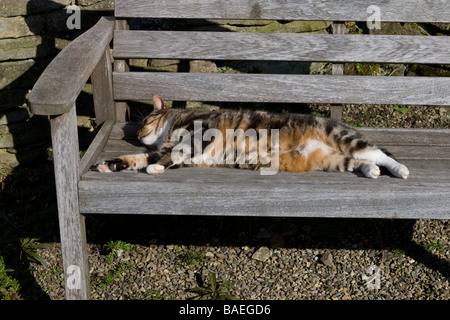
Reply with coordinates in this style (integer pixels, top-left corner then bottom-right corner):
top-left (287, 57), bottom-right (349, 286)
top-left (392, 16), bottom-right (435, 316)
top-left (114, 72), bottom-right (450, 106)
top-left (112, 1), bottom-right (450, 108)
top-left (114, 31), bottom-right (450, 64)
top-left (115, 0), bottom-right (450, 22)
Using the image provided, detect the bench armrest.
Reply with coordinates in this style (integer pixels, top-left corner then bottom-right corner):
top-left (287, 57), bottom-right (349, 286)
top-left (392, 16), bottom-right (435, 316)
top-left (29, 17), bottom-right (115, 116)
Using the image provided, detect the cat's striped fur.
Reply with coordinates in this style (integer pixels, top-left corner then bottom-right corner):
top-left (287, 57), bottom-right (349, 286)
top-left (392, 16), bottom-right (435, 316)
top-left (98, 96), bottom-right (409, 179)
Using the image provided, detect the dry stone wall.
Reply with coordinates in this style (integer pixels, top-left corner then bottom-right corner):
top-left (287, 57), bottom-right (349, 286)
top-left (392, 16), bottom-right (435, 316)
top-left (0, 0), bottom-right (114, 168)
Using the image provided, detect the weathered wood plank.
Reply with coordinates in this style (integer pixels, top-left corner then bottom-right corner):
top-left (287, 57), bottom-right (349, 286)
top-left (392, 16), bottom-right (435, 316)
top-left (50, 106), bottom-right (90, 300)
top-left (114, 19), bottom-right (130, 122)
top-left (330, 22), bottom-right (346, 121)
top-left (79, 164), bottom-right (450, 219)
top-left (101, 122), bottom-right (450, 160)
top-left (80, 122), bottom-right (450, 219)
top-left (108, 122), bottom-right (450, 146)
top-left (115, 0), bottom-right (450, 23)
top-left (82, 159), bottom-right (450, 183)
top-left (113, 72), bottom-right (450, 106)
top-left (91, 46), bottom-right (115, 124)
top-left (79, 120), bottom-right (114, 175)
top-left (99, 137), bottom-right (450, 160)
top-left (29, 17), bottom-right (115, 116)
top-left (114, 31), bottom-right (450, 65)
top-left (360, 128), bottom-right (450, 146)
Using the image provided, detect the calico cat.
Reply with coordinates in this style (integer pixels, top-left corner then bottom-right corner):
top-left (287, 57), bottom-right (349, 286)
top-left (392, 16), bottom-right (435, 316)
top-left (97, 95), bottom-right (409, 179)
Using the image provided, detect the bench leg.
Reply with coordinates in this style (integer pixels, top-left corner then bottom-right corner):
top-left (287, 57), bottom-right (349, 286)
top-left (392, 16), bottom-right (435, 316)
top-left (50, 106), bottom-right (90, 300)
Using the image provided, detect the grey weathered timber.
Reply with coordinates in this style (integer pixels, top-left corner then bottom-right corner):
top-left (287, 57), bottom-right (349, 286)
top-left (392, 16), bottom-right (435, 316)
top-left (91, 47), bottom-right (115, 125)
top-left (114, 31), bottom-right (450, 65)
top-left (115, 0), bottom-right (450, 22)
top-left (29, 17), bottom-right (115, 116)
top-left (78, 122), bottom-right (450, 219)
top-left (50, 106), bottom-right (90, 300)
top-left (114, 72), bottom-right (450, 106)
top-left (330, 22), bottom-right (346, 121)
top-left (110, 122), bottom-right (450, 147)
top-left (102, 124), bottom-right (450, 161)
top-left (28, 0), bottom-right (450, 301)
top-left (113, 19), bottom-right (130, 122)
top-left (79, 120), bottom-right (114, 175)
top-left (79, 164), bottom-right (450, 219)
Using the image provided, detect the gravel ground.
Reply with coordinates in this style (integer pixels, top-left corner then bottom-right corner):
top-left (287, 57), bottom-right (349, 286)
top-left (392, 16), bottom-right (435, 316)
top-left (22, 104), bottom-right (450, 300)
top-left (27, 216), bottom-right (449, 300)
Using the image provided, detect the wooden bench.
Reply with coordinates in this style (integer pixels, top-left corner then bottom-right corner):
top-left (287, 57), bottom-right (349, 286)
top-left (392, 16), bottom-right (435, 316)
top-left (29, 0), bottom-right (450, 299)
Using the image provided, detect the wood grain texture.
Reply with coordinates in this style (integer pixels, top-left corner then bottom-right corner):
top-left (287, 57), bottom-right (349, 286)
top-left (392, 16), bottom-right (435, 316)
top-left (79, 120), bottom-right (114, 175)
top-left (115, 0), bottom-right (450, 22)
top-left (91, 47), bottom-right (115, 124)
top-left (330, 22), bottom-right (346, 121)
top-left (29, 17), bottom-right (115, 116)
top-left (112, 122), bottom-right (450, 146)
top-left (50, 106), bottom-right (90, 300)
top-left (100, 123), bottom-right (450, 160)
top-left (113, 31), bottom-right (450, 64)
top-left (100, 139), bottom-right (450, 161)
top-left (78, 122), bottom-right (450, 219)
top-left (113, 72), bottom-right (450, 106)
top-left (114, 19), bottom-right (130, 122)
top-left (79, 165), bottom-right (450, 219)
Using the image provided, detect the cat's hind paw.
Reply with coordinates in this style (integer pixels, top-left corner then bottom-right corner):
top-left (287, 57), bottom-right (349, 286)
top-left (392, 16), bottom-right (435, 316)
top-left (361, 162), bottom-right (380, 179)
top-left (391, 164), bottom-right (409, 179)
top-left (146, 164), bottom-right (165, 175)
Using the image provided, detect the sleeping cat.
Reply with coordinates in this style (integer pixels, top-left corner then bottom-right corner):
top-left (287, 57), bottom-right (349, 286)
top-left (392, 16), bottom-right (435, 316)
top-left (97, 95), bottom-right (409, 179)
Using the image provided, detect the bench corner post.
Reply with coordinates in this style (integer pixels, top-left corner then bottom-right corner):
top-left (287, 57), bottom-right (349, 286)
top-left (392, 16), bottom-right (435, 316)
top-left (50, 106), bottom-right (90, 300)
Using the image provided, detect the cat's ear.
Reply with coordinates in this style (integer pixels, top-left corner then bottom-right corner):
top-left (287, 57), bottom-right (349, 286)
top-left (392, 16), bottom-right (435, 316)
top-left (153, 95), bottom-right (166, 110)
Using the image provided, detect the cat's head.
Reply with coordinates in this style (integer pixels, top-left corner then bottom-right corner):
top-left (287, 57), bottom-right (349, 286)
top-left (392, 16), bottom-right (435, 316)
top-left (137, 96), bottom-right (172, 146)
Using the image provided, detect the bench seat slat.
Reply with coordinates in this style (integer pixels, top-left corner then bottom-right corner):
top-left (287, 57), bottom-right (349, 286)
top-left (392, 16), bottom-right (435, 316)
top-left (115, 0), bottom-right (450, 23)
top-left (113, 72), bottom-right (450, 106)
top-left (99, 142), bottom-right (450, 161)
top-left (79, 165), bottom-right (450, 219)
top-left (78, 123), bottom-right (450, 219)
top-left (96, 123), bottom-right (450, 161)
top-left (110, 123), bottom-right (450, 146)
top-left (114, 31), bottom-right (450, 64)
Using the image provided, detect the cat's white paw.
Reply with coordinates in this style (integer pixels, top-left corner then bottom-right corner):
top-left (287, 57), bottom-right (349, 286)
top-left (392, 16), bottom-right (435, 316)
top-left (361, 162), bottom-right (380, 179)
top-left (98, 163), bottom-right (112, 173)
top-left (146, 164), bottom-right (165, 175)
top-left (391, 164), bottom-right (409, 179)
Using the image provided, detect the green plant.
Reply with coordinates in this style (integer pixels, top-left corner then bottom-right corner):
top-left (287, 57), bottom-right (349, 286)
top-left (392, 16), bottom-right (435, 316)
top-left (393, 248), bottom-right (406, 256)
top-left (422, 240), bottom-right (446, 252)
top-left (177, 246), bottom-right (205, 266)
top-left (96, 261), bottom-right (133, 290)
top-left (104, 240), bottom-right (134, 264)
top-left (0, 257), bottom-right (21, 300)
top-left (105, 240), bottom-right (134, 257)
top-left (186, 271), bottom-right (238, 300)
top-left (19, 238), bottom-right (50, 265)
top-left (346, 120), bottom-right (365, 127)
top-left (394, 106), bottom-right (412, 115)
top-left (355, 63), bottom-right (382, 76)
top-left (144, 289), bottom-right (176, 300)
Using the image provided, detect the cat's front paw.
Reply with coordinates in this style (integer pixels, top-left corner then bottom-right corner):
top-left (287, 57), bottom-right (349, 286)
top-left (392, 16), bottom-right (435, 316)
top-left (146, 164), bottom-right (165, 175)
top-left (97, 158), bottom-right (129, 173)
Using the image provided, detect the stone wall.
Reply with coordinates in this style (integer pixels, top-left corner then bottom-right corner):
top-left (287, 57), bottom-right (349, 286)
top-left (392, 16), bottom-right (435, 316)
top-left (0, 0), bottom-right (449, 170)
top-left (0, 0), bottom-right (114, 169)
